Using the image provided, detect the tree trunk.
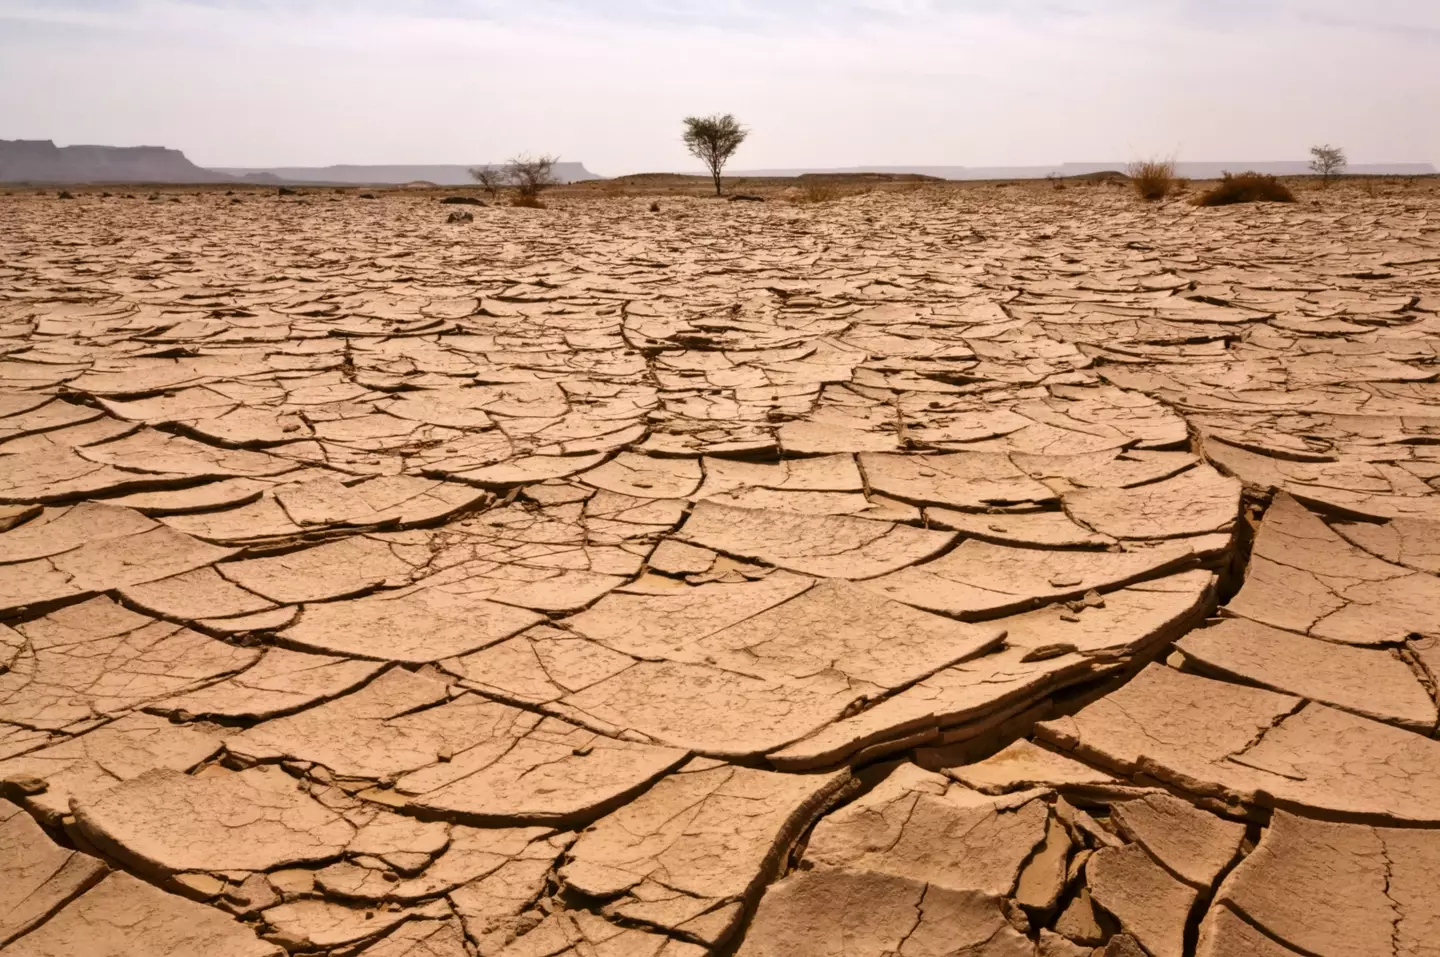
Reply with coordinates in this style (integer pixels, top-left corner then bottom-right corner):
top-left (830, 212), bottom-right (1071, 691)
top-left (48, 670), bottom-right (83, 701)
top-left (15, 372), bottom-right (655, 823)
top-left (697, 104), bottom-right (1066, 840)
top-left (713, 169), bottom-right (722, 197)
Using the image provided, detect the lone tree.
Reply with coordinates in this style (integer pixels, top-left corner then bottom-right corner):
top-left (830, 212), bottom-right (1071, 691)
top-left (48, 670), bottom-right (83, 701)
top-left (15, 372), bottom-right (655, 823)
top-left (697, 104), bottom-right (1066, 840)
top-left (683, 114), bottom-right (748, 196)
top-left (468, 165), bottom-right (504, 198)
top-left (1309, 144), bottom-right (1347, 188)
top-left (504, 154), bottom-right (559, 206)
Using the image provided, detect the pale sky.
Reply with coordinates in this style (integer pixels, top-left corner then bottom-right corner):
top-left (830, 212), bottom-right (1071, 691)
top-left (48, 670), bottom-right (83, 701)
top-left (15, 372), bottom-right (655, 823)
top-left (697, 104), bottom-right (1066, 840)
top-left (1, 0), bottom-right (1436, 175)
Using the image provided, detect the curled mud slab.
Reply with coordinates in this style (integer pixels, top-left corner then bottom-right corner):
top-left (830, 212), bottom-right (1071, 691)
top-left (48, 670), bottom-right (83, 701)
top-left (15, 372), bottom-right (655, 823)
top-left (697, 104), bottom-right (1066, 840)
top-left (3, 182), bottom-right (1440, 955)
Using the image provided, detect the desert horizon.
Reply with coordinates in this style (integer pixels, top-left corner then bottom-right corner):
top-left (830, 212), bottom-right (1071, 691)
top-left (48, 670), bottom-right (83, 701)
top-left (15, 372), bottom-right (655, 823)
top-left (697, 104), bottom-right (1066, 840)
top-left (4, 136), bottom-right (1438, 186)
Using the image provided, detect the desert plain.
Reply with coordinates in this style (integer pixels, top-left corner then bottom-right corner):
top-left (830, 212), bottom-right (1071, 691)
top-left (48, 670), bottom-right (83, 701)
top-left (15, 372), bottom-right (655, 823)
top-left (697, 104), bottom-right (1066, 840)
top-left (1, 176), bottom-right (1440, 956)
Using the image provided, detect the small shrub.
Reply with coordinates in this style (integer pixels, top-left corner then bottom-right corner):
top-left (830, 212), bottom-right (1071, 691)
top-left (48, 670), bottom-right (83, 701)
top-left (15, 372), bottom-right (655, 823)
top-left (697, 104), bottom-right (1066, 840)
top-left (1128, 159), bottom-right (1175, 201)
top-left (505, 155), bottom-right (559, 204)
top-left (1194, 172), bottom-right (1297, 207)
top-left (57, 190), bottom-right (74, 200)
top-left (441, 196), bottom-right (483, 206)
top-left (359, 193), bottom-right (376, 200)
top-left (468, 166), bottom-right (505, 199)
top-left (278, 186), bottom-right (297, 196)
top-left (800, 182), bottom-right (839, 203)
top-left (649, 201), bottom-right (660, 212)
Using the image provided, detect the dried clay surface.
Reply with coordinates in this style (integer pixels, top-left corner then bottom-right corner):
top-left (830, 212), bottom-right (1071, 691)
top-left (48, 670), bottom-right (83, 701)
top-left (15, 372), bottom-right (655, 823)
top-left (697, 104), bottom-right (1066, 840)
top-left (2, 179), bottom-right (1440, 956)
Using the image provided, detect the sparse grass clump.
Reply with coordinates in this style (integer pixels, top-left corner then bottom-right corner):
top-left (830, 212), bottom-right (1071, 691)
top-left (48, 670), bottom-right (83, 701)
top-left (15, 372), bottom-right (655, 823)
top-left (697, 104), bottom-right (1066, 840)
top-left (1128, 159), bottom-right (1175, 201)
top-left (794, 179), bottom-right (842, 204)
top-left (1194, 172), bottom-right (1297, 207)
top-left (510, 194), bottom-right (546, 209)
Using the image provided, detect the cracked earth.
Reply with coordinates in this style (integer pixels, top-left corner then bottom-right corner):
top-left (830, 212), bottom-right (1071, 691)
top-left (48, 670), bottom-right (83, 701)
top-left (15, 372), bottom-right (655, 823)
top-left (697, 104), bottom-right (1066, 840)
top-left (2, 179), bottom-right (1440, 956)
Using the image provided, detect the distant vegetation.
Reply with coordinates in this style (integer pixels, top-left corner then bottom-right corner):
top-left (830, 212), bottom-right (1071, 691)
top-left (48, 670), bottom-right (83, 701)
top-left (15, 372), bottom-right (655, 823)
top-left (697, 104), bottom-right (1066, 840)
top-left (1128, 158), bottom-right (1176, 201)
top-left (793, 179), bottom-right (843, 204)
top-left (1309, 145), bottom-right (1347, 188)
top-left (466, 155), bottom-right (559, 208)
top-left (683, 114), bottom-right (749, 197)
top-left (468, 166), bottom-right (504, 199)
top-left (1194, 172), bottom-right (1297, 207)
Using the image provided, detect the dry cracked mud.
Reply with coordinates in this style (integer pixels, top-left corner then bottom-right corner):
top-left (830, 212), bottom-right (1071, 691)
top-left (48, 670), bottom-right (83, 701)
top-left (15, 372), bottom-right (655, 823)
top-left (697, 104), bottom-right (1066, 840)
top-left (1, 179), bottom-right (1439, 956)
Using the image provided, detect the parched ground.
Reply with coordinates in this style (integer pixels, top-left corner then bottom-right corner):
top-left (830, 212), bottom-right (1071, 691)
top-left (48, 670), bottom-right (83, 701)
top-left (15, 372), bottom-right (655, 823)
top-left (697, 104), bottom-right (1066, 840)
top-left (2, 179), bottom-right (1439, 956)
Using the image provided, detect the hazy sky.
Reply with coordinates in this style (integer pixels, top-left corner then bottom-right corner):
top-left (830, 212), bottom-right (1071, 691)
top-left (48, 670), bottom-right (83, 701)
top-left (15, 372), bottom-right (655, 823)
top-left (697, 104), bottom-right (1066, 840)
top-left (1, 0), bottom-right (1436, 174)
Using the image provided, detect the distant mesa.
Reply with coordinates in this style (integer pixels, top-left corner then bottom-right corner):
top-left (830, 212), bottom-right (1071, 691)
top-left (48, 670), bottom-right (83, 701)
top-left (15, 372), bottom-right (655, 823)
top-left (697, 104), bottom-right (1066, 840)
top-left (0, 141), bottom-right (602, 186)
top-left (0, 139), bottom-right (234, 184)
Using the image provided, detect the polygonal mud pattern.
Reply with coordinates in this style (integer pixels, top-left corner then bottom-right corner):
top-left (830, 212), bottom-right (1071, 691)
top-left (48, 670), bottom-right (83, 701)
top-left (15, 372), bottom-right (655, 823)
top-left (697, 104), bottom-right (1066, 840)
top-left (2, 180), bottom-right (1440, 955)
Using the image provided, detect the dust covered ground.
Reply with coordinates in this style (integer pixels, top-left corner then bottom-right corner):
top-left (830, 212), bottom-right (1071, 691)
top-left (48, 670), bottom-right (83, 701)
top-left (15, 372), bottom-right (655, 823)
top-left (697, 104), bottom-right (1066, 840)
top-left (2, 179), bottom-right (1440, 956)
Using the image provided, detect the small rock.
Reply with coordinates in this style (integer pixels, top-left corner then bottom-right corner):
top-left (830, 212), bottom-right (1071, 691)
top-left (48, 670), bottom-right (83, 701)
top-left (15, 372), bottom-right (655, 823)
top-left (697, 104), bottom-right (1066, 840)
top-left (174, 872), bottom-right (226, 900)
top-left (2, 773), bottom-right (48, 795)
top-left (1024, 643), bottom-right (1078, 662)
top-left (1104, 934), bottom-right (1147, 957)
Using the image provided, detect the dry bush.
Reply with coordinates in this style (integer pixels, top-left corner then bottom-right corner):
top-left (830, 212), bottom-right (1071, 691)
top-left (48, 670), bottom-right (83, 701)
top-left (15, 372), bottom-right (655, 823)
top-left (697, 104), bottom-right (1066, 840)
top-left (794, 179), bottom-right (843, 204)
top-left (1309, 144), bottom-right (1347, 188)
top-left (1193, 172), bottom-right (1297, 207)
top-left (505, 154), bottom-right (559, 203)
top-left (1128, 159), bottom-right (1175, 201)
top-left (468, 166), bottom-right (505, 198)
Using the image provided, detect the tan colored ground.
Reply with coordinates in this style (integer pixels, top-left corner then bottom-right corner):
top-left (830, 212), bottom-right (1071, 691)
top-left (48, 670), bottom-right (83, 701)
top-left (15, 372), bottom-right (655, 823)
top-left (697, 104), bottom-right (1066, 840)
top-left (1, 179), bottom-right (1439, 956)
